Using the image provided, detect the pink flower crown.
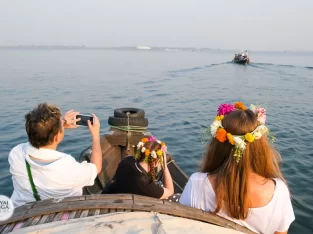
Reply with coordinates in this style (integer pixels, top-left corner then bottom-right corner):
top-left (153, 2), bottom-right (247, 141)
top-left (210, 102), bottom-right (269, 162)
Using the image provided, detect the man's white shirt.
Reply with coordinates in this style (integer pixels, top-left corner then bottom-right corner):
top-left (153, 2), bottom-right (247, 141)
top-left (9, 142), bottom-right (97, 207)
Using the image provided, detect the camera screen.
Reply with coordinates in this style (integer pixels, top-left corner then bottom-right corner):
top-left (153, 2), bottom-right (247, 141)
top-left (76, 115), bottom-right (93, 126)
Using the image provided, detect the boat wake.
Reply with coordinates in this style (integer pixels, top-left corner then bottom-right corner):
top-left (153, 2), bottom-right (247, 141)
top-left (167, 62), bottom-right (229, 74)
top-left (167, 61), bottom-right (312, 76)
top-left (249, 62), bottom-right (313, 70)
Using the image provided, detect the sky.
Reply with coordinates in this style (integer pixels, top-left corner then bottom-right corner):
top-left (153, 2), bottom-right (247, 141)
top-left (0, 0), bottom-right (312, 51)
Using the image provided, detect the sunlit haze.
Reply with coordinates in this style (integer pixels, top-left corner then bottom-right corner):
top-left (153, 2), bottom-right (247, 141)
top-left (0, 0), bottom-right (312, 51)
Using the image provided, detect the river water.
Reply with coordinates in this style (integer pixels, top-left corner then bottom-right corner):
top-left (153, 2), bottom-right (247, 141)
top-left (0, 49), bottom-right (312, 233)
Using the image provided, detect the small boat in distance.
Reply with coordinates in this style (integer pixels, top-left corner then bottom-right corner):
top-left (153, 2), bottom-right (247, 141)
top-left (136, 46), bottom-right (151, 50)
top-left (233, 51), bottom-right (250, 64)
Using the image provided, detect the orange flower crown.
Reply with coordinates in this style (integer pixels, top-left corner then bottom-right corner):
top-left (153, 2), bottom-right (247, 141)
top-left (210, 102), bottom-right (270, 162)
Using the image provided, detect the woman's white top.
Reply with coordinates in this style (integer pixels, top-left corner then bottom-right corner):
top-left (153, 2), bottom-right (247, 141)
top-left (179, 172), bottom-right (295, 234)
top-left (9, 142), bottom-right (97, 207)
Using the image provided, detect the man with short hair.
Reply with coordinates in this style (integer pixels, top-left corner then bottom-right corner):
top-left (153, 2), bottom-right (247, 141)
top-left (9, 103), bottom-right (102, 207)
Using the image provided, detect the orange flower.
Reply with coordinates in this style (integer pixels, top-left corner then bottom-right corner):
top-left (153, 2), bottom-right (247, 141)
top-left (226, 133), bottom-right (235, 145)
top-left (235, 102), bottom-right (246, 110)
top-left (144, 149), bottom-right (150, 156)
top-left (161, 142), bottom-right (166, 146)
top-left (142, 138), bottom-right (148, 143)
top-left (216, 128), bottom-right (227, 142)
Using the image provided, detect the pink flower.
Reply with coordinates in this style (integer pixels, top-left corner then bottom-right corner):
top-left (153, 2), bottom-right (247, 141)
top-left (148, 136), bottom-right (157, 142)
top-left (217, 103), bottom-right (235, 115)
top-left (256, 108), bottom-right (266, 124)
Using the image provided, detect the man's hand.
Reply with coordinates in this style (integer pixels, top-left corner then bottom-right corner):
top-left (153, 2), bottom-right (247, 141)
top-left (88, 113), bottom-right (100, 139)
top-left (63, 110), bottom-right (80, 129)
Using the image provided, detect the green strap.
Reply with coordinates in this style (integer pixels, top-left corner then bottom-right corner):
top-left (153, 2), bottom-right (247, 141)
top-left (25, 160), bottom-right (41, 201)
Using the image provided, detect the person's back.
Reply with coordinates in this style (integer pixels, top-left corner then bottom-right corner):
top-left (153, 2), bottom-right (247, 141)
top-left (9, 143), bottom-right (98, 206)
top-left (9, 103), bottom-right (102, 207)
top-left (181, 173), bottom-right (293, 234)
top-left (103, 137), bottom-right (174, 199)
top-left (180, 102), bottom-right (295, 234)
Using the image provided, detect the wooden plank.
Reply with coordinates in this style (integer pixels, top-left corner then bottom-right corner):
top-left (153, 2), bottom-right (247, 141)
top-left (100, 209), bottom-right (109, 215)
top-left (25, 199), bottom-right (134, 218)
top-left (37, 215), bottom-right (49, 224)
top-left (102, 147), bottom-right (121, 174)
top-left (133, 195), bottom-right (163, 204)
top-left (74, 210), bottom-right (82, 219)
top-left (88, 209), bottom-right (96, 217)
top-left (46, 213), bottom-right (56, 223)
top-left (32, 198), bottom-right (54, 208)
top-left (85, 194), bottom-right (132, 200)
top-left (1, 223), bottom-right (15, 234)
top-left (28, 216), bottom-right (41, 226)
top-left (62, 196), bottom-right (86, 202)
top-left (52, 212), bottom-right (64, 222)
top-left (60, 212), bottom-right (71, 221)
top-left (80, 210), bottom-right (89, 218)
top-left (12, 221), bottom-right (23, 231)
top-left (100, 136), bottom-right (113, 153)
top-left (22, 202), bottom-right (37, 210)
top-left (32, 196), bottom-right (85, 208)
top-left (21, 217), bottom-right (34, 228)
top-left (68, 211), bottom-right (77, 220)
top-left (0, 224), bottom-right (7, 233)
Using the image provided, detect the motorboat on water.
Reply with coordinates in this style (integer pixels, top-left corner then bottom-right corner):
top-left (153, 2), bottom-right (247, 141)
top-left (0, 108), bottom-right (255, 234)
top-left (136, 46), bottom-right (151, 50)
top-left (233, 51), bottom-right (250, 64)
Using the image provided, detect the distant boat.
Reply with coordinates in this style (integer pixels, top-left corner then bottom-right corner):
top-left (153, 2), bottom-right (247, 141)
top-left (136, 46), bottom-right (151, 50)
top-left (233, 51), bottom-right (250, 65)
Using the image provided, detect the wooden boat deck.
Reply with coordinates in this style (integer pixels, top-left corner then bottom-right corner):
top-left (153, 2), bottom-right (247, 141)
top-left (9, 212), bottom-right (246, 234)
top-left (0, 194), bottom-right (255, 234)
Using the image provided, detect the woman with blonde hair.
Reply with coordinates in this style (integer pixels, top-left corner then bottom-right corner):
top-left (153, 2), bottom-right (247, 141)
top-left (180, 102), bottom-right (295, 234)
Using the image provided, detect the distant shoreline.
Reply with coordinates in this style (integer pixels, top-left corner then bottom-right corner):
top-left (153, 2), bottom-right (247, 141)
top-left (0, 45), bottom-right (312, 53)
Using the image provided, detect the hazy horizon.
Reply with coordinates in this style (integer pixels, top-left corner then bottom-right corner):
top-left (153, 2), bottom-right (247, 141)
top-left (1, 0), bottom-right (312, 51)
top-left (1, 45), bottom-right (313, 53)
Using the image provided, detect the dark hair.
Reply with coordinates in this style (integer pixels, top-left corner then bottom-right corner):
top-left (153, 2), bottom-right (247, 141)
top-left (201, 109), bottom-right (285, 219)
top-left (25, 103), bottom-right (62, 148)
top-left (136, 141), bottom-right (162, 181)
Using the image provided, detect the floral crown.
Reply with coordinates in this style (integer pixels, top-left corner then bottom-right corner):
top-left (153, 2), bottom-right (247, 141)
top-left (210, 102), bottom-right (269, 162)
top-left (134, 136), bottom-right (167, 163)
